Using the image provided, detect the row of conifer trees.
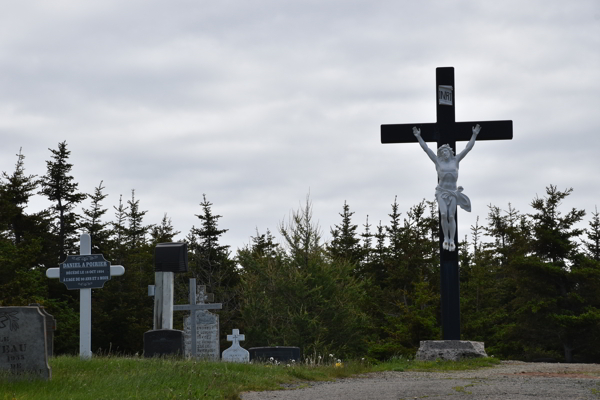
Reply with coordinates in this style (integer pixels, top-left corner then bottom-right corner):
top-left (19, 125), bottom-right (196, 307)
top-left (1, 142), bottom-right (599, 362)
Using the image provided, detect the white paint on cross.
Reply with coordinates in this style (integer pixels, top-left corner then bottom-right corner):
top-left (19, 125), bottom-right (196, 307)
top-left (173, 278), bottom-right (222, 358)
top-left (45, 234), bottom-right (125, 359)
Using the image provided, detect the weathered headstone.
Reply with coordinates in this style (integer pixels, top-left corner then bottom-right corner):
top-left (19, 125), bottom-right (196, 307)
top-left (0, 307), bottom-right (51, 380)
top-left (249, 347), bottom-right (301, 363)
top-left (176, 282), bottom-right (222, 360)
top-left (143, 329), bottom-right (185, 358)
top-left (222, 329), bottom-right (249, 363)
top-left (29, 304), bottom-right (56, 358)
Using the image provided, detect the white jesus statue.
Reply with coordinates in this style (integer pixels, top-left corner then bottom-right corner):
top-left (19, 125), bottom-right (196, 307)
top-left (412, 124), bottom-right (481, 251)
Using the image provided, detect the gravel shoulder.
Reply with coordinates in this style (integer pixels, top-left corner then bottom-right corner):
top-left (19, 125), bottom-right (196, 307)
top-left (240, 361), bottom-right (600, 400)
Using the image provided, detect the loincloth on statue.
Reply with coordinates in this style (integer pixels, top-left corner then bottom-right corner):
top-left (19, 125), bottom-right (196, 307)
top-left (435, 186), bottom-right (471, 212)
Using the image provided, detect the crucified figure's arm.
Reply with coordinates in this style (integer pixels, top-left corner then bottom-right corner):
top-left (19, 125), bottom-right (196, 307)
top-left (413, 127), bottom-right (437, 164)
top-left (457, 124), bottom-right (481, 161)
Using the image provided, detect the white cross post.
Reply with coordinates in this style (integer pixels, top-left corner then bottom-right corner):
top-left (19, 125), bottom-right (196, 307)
top-left (46, 233), bottom-right (125, 359)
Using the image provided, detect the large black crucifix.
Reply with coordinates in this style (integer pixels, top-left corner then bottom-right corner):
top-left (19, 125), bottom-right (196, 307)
top-left (381, 67), bottom-right (513, 340)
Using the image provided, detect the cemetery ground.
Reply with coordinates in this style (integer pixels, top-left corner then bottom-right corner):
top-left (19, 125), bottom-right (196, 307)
top-left (0, 355), bottom-right (502, 400)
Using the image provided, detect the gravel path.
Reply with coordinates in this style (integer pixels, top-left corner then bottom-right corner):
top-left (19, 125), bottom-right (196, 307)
top-left (240, 361), bottom-right (600, 400)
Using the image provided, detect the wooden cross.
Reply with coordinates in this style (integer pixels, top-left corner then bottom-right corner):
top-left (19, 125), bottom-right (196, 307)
top-left (173, 279), bottom-right (222, 357)
top-left (380, 67), bottom-right (513, 340)
top-left (46, 234), bottom-right (125, 359)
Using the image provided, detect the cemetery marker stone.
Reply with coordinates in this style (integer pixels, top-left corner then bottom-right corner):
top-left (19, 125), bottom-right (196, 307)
top-left (173, 279), bottom-right (222, 359)
top-left (222, 329), bottom-right (250, 363)
top-left (143, 243), bottom-right (188, 358)
top-left (381, 67), bottom-right (513, 340)
top-left (29, 304), bottom-right (56, 358)
top-left (0, 306), bottom-right (51, 380)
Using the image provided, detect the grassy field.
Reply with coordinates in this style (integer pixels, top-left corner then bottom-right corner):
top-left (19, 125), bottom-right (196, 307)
top-left (1, 356), bottom-right (500, 400)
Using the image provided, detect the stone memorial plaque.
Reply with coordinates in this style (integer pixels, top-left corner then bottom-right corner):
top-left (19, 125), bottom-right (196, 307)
top-left (143, 329), bottom-right (184, 358)
top-left (222, 329), bottom-right (249, 363)
top-left (183, 311), bottom-right (219, 360)
top-left (0, 307), bottom-right (51, 380)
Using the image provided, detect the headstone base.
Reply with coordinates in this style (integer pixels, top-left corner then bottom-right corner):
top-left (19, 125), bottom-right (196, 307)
top-left (249, 346), bottom-right (301, 362)
top-left (415, 340), bottom-right (487, 361)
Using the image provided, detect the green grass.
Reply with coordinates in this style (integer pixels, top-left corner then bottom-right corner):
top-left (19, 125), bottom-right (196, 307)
top-left (1, 356), bottom-right (501, 400)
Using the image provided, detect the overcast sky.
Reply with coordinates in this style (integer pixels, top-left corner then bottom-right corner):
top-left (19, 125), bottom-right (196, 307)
top-left (1, 0), bottom-right (599, 254)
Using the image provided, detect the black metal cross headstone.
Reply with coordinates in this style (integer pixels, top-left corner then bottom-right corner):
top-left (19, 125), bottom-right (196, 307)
top-left (381, 67), bottom-right (513, 340)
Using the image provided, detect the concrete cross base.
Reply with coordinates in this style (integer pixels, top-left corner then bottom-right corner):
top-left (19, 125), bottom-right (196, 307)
top-left (415, 340), bottom-right (488, 361)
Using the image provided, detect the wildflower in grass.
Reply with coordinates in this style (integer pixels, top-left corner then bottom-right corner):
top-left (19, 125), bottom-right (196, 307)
top-left (335, 362), bottom-right (343, 368)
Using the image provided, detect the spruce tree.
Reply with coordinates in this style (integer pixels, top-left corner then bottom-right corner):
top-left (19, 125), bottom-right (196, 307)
top-left (39, 141), bottom-right (86, 261)
top-left (185, 194), bottom-right (239, 349)
top-left (585, 207), bottom-right (600, 261)
top-left (327, 201), bottom-right (363, 265)
top-left (187, 194), bottom-right (235, 289)
top-left (0, 149), bottom-right (39, 244)
top-left (81, 181), bottom-right (111, 255)
top-left (110, 194), bottom-right (129, 265)
top-left (509, 185), bottom-right (599, 362)
top-left (0, 149), bottom-right (49, 305)
top-left (150, 213), bottom-right (180, 245)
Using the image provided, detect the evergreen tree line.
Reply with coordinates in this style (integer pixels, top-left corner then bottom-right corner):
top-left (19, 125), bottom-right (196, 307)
top-left (1, 143), bottom-right (599, 363)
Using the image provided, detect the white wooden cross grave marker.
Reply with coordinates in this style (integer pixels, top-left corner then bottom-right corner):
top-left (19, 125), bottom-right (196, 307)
top-left (173, 278), bottom-right (222, 358)
top-left (46, 233), bottom-right (125, 359)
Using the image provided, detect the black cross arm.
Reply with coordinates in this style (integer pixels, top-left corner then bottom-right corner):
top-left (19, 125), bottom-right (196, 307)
top-left (381, 120), bottom-right (513, 144)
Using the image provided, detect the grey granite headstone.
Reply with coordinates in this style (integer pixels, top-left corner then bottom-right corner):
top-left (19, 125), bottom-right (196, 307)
top-left (184, 309), bottom-right (219, 360)
top-left (29, 304), bottom-right (56, 357)
top-left (415, 340), bottom-right (488, 361)
top-left (222, 329), bottom-right (249, 363)
top-left (0, 306), bottom-right (51, 380)
top-left (181, 284), bottom-right (221, 360)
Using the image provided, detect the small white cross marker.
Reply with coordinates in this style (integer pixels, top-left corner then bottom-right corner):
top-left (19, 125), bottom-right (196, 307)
top-left (227, 329), bottom-right (245, 346)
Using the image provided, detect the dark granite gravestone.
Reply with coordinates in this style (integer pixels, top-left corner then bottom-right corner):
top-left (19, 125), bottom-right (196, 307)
top-left (29, 304), bottom-right (56, 357)
top-left (0, 306), bottom-right (51, 380)
top-left (143, 329), bottom-right (184, 358)
top-left (249, 346), bottom-right (301, 362)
